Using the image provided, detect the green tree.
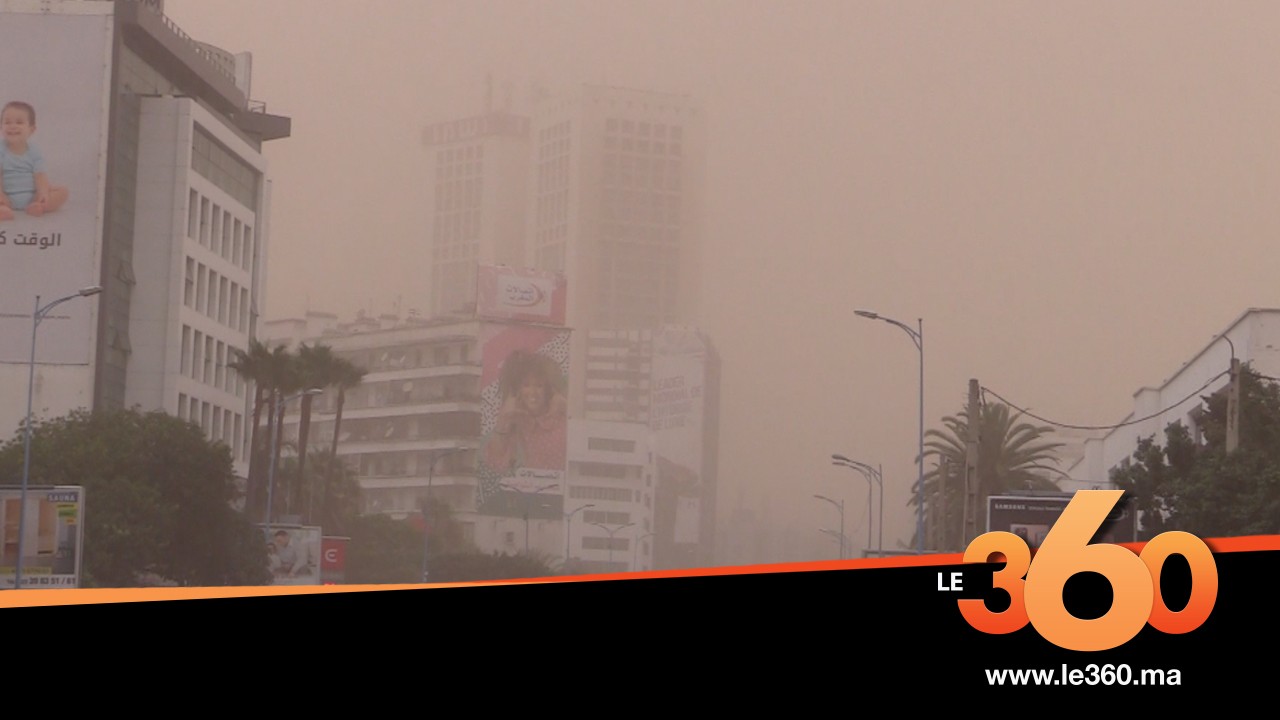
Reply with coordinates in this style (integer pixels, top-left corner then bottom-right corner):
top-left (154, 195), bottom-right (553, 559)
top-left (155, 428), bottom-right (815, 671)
top-left (0, 408), bottom-right (270, 587)
top-left (1111, 365), bottom-right (1280, 539)
top-left (429, 551), bottom-right (559, 582)
top-left (920, 401), bottom-right (1065, 550)
top-left (344, 513), bottom-right (425, 584)
top-left (275, 447), bottom-right (363, 536)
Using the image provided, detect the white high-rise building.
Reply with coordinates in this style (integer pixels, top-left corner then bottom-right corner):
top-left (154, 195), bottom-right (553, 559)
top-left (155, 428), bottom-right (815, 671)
top-left (0, 1), bottom-right (289, 482)
top-left (423, 107), bottom-right (531, 317)
top-left (416, 83), bottom-right (718, 568)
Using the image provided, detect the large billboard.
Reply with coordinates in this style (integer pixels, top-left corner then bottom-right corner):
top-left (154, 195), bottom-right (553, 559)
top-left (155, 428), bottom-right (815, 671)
top-left (650, 327), bottom-right (708, 544)
top-left (261, 524), bottom-right (323, 586)
top-left (475, 322), bottom-right (570, 518)
top-left (1, 485), bottom-right (85, 589)
top-left (475, 265), bottom-right (567, 326)
top-left (986, 493), bottom-right (1138, 547)
top-left (0, 2), bottom-right (113, 365)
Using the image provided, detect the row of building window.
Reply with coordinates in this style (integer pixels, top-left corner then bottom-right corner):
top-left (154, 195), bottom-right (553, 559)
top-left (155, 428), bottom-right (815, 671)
top-left (539, 121), bottom-right (571, 143)
top-left (582, 510), bottom-right (630, 525)
top-left (177, 392), bottom-right (245, 462)
top-left (180, 325), bottom-right (246, 399)
top-left (425, 111), bottom-right (527, 145)
top-left (601, 192), bottom-right (682, 225)
top-left (191, 124), bottom-right (260, 211)
top-left (324, 410), bottom-right (480, 444)
top-left (538, 153), bottom-right (570, 191)
top-left (568, 485), bottom-right (637, 502)
top-left (603, 135), bottom-right (682, 158)
top-left (435, 177), bottom-right (483, 213)
top-left (581, 536), bottom-right (629, 551)
top-left (330, 443), bottom-right (481, 476)
top-left (185, 257), bottom-right (251, 333)
top-left (187, 189), bottom-right (256, 271)
top-left (603, 156), bottom-right (683, 192)
top-left (605, 118), bottom-right (683, 140)
top-left (600, 224), bottom-right (681, 248)
top-left (586, 437), bottom-right (637, 453)
top-left (334, 342), bottom-right (472, 373)
top-left (534, 225), bottom-right (568, 254)
top-left (433, 210), bottom-right (481, 249)
top-left (536, 188), bottom-right (569, 228)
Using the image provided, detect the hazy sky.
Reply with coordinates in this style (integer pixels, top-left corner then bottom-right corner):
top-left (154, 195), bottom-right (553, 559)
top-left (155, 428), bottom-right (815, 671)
top-left (164, 0), bottom-right (1280, 559)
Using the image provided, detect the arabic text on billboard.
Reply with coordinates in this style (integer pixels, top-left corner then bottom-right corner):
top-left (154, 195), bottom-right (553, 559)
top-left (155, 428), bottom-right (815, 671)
top-left (0, 3), bottom-right (113, 365)
top-left (475, 265), bottom-right (567, 325)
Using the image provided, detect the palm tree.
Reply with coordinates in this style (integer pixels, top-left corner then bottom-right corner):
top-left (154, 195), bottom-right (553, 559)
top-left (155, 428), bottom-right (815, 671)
top-left (244, 342), bottom-right (301, 523)
top-left (918, 401), bottom-right (1065, 550)
top-left (229, 339), bottom-right (279, 518)
top-left (294, 343), bottom-right (341, 521)
top-left (323, 356), bottom-right (367, 527)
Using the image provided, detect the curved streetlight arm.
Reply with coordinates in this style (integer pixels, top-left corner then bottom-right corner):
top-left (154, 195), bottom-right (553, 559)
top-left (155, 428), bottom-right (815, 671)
top-left (36, 286), bottom-right (102, 324)
top-left (832, 457), bottom-right (882, 487)
top-left (589, 521), bottom-right (634, 537)
top-left (812, 493), bottom-right (842, 512)
top-left (818, 528), bottom-right (849, 544)
top-left (832, 456), bottom-right (885, 557)
top-left (855, 310), bottom-right (921, 350)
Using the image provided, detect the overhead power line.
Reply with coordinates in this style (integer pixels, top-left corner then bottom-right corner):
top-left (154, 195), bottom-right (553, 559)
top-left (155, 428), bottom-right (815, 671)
top-left (980, 368), bottom-right (1232, 432)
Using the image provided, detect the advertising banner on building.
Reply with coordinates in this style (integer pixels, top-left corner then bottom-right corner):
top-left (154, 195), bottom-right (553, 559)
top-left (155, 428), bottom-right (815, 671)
top-left (475, 322), bottom-right (570, 517)
top-left (650, 327), bottom-right (707, 544)
top-left (1, 485), bottom-right (85, 589)
top-left (475, 265), bottom-right (567, 326)
top-left (0, 2), bottom-right (113, 365)
top-left (986, 493), bottom-right (1138, 547)
top-left (261, 524), bottom-right (323, 585)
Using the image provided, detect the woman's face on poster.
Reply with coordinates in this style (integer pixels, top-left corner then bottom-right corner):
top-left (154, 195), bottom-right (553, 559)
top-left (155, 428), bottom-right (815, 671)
top-left (518, 374), bottom-right (549, 414)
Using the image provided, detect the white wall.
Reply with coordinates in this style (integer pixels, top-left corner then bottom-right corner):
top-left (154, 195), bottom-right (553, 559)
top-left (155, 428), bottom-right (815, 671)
top-left (1074, 309), bottom-right (1280, 486)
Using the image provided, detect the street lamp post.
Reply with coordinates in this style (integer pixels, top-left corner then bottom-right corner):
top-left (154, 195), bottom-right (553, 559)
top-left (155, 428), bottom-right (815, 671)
top-left (832, 455), bottom-right (883, 557)
top-left (499, 482), bottom-right (559, 553)
top-left (588, 521), bottom-right (634, 569)
top-left (813, 494), bottom-right (845, 560)
top-left (563, 503), bottom-right (595, 573)
top-left (420, 447), bottom-right (470, 582)
top-left (265, 388), bottom-right (324, 534)
top-left (818, 528), bottom-right (851, 555)
top-left (855, 309), bottom-right (924, 553)
top-left (633, 531), bottom-right (655, 571)
top-left (15, 285), bottom-right (101, 590)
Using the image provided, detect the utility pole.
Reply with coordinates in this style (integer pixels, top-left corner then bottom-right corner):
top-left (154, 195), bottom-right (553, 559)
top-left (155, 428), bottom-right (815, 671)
top-left (963, 378), bottom-right (980, 546)
top-left (938, 457), bottom-right (950, 552)
top-left (1227, 357), bottom-right (1241, 453)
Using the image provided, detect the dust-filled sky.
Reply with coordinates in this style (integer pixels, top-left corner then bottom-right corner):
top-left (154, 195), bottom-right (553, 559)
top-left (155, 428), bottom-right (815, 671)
top-left (164, 0), bottom-right (1280, 560)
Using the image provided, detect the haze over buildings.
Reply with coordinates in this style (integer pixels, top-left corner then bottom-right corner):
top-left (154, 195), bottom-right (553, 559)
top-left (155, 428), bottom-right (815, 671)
top-left (7, 1), bottom-right (1280, 564)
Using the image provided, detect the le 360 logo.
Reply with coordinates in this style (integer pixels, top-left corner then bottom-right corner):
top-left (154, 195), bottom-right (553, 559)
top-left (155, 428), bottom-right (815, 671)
top-left (956, 490), bottom-right (1218, 651)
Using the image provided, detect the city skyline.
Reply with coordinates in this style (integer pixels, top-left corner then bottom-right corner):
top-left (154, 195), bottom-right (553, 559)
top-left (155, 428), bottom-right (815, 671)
top-left (163, 0), bottom-right (1280, 560)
